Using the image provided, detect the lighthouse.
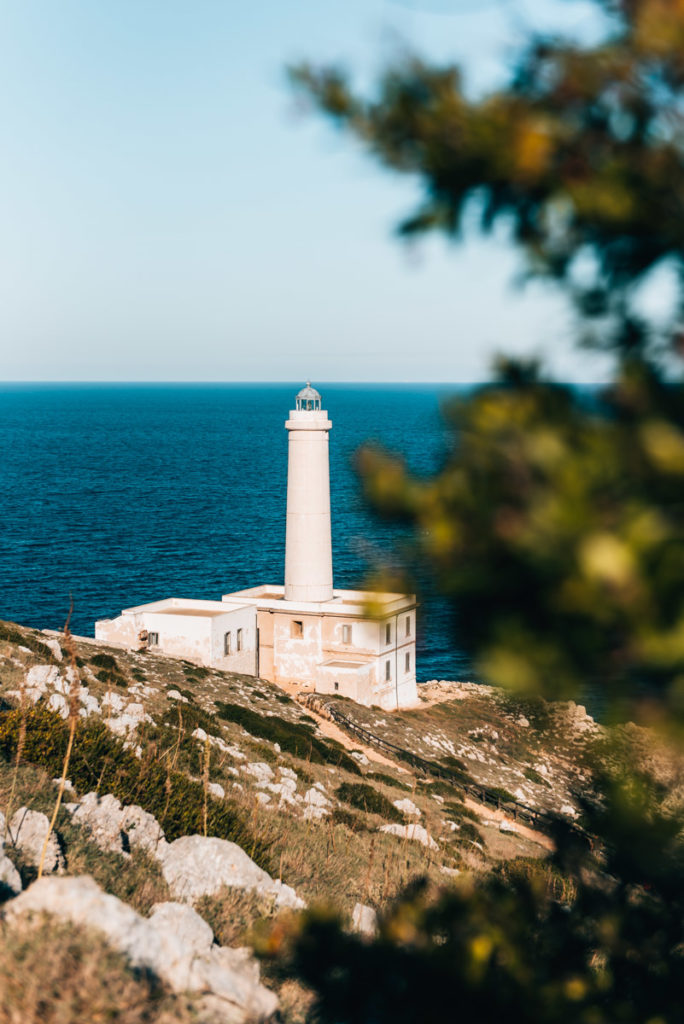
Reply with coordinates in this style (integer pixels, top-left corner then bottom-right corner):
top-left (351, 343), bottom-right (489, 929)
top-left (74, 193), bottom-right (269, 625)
top-left (284, 383), bottom-right (334, 603)
top-left (96, 382), bottom-right (419, 709)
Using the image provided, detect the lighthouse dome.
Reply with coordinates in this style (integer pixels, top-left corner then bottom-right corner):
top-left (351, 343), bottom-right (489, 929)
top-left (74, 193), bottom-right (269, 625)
top-left (295, 382), bottom-right (322, 411)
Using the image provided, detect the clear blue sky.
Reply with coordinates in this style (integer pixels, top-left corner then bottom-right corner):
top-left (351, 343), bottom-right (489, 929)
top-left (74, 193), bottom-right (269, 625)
top-left (0, 0), bottom-right (616, 382)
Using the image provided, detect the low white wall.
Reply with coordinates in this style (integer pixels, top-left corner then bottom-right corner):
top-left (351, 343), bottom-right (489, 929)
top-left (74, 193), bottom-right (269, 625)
top-left (210, 605), bottom-right (257, 674)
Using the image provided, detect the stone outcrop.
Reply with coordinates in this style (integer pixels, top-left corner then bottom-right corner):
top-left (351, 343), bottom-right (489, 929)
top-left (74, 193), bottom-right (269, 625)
top-left (351, 902), bottom-right (378, 937)
top-left (65, 792), bottom-right (166, 858)
top-left (4, 875), bottom-right (278, 1023)
top-left (8, 808), bottom-right (64, 873)
top-left (393, 798), bottom-right (421, 818)
top-left (379, 823), bottom-right (439, 850)
top-left (0, 813), bottom-right (22, 896)
top-left (157, 834), bottom-right (305, 910)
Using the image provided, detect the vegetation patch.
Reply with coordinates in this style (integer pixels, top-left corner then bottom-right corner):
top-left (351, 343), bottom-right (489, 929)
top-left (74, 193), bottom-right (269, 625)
top-left (0, 918), bottom-right (194, 1024)
top-left (524, 766), bottom-right (550, 787)
top-left (183, 664), bottom-right (210, 681)
top-left (214, 701), bottom-right (361, 774)
top-left (452, 821), bottom-right (483, 846)
top-left (365, 771), bottom-right (411, 792)
top-left (0, 706), bottom-right (272, 871)
top-left (0, 622), bottom-right (56, 663)
top-left (166, 685), bottom-right (196, 704)
top-left (330, 807), bottom-right (369, 833)
top-left (443, 800), bottom-right (481, 823)
top-left (89, 653), bottom-right (119, 671)
top-left (488, 786), bottom-right (518, 805)
top-left (335, 782), bottom-right (404, 823)
top-left (94, 668), bottom-right (128, 689)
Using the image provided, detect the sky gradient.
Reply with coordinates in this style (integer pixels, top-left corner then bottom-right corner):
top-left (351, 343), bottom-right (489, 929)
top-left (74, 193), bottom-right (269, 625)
top-left (0, 0), bottom-right (614, 382)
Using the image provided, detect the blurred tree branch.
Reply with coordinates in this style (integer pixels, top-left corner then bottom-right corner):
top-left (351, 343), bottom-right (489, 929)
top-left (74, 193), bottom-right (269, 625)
top-left (267, 2), bottom-right (684, 1021)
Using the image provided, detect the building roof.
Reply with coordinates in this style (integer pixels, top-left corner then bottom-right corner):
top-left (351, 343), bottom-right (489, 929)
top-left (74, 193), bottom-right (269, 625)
top-left (220, 584), bottom-right (416, 617)
top-left (296, 381), bottom-right (321, 402)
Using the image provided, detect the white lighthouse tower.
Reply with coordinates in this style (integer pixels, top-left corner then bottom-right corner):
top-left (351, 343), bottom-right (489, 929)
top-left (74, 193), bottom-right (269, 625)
top-left (284, 383), bottom-right (333, 603)
top-left (97, 381), bottom-right (419, 709)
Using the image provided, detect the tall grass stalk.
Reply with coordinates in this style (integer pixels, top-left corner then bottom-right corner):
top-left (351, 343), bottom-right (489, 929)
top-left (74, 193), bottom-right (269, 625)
top-left (38, 607), bottom-right (79, 879)
top-left (5, 666), bottom-right (27, 833)
top-left (202, 735), bottom-right (210, 837)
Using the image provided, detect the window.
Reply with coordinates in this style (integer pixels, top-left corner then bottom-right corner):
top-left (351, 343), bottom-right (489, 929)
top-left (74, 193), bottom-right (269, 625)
top-left (342, 624), bottom-right (352, 644)
top-left (237, 628), bottom-right (243, 652)
top-left (334, 681), bottom-right (339, 691)
top-left (291, 620), bottom-right (303, 638)
top-left (385, 623), bottom-right (391, 645)
top-left (385, 660), bottom-right (391, 681)
top-left (224, 632), bottom-right (232, 656)
top-left (405, 651), bottom-right (411, 673)
top-left (406, 615), bottom-right (411, 637)
top-left (147, 632), bottom-right (159, 648)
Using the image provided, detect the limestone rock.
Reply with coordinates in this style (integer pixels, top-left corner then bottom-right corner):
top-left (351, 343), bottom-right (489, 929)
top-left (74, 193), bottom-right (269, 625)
top-left (122, 804), bottom-right (166, 855)
top-left (208, 783), bottom-right (225, 799)
top-left (41, 635), bottom-right (64, 661)
top-left (9, 808), bottom-right (64, 873)
top-left (379, 823), bottom-right (438, 851)
top-left (0, 852), bottom-right (22, 895)
top-left (167, 690), bottom-right (189, 703)
top-left (303, 786), bottom-right (330, 821)
top-left (5, 876), bottom-right (278, 1023)
top-left (108, 702), bottom-right (152, 736)
top-left (70, 793), bottom-right (128, 855)
top-left (48, 692), bottom-right (69, 719)
top-left (78, 687), bottom-right (100, 717)
top-left (351, 902), bottom-right (378, 937)
top-left (244, 762), bottom-right (274, 786)
top-left (101, 692), bottom-right (126, 713)
top-left (393, 798), bottom-right (421, 819)
top-left (158, 835), bottom-right (304, 909)
top-left (24, 664), bottom-right (61, 702)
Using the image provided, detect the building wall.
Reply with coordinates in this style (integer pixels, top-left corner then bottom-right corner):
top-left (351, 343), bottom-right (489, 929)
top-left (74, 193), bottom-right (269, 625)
top-left (96, 606), bottom-right (256, 672)
top-left (210, 606), bottom-right (257, 675)
top-left (254, 605), bottom-right (418, 709)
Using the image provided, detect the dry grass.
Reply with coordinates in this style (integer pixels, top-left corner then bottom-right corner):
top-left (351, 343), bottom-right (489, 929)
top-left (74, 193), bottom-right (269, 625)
top-left (0, 917), bottom-right (195, 1024)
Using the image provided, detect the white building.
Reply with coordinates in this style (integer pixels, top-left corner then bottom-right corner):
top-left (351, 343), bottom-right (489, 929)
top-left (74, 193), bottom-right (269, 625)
top-left (96, 384), bottom-right (418, 710)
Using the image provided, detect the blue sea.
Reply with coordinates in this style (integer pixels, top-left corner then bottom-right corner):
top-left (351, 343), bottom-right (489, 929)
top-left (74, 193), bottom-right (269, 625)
top-left (0, 384), bottom-right (474, 682)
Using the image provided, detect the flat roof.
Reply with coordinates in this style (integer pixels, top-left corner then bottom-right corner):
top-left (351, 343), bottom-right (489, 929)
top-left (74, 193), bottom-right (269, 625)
top-left (221, 584), bottom-right (416, 617)
top-left (121, 598), bottom-right (250, 617)
top-left (155, 606), bottom-right (231, 618)
top-left (320, 660), bottom-right (370, 669)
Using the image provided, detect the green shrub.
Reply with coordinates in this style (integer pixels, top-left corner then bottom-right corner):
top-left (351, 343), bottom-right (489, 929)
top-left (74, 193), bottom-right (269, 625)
top-left (331, 807), bottom-right (369, 833)
top-left (0, 623), bottom-right (56, 662)
top-left (453, 821), bottom-right (483, 845)
top-left (89, 653), bottom-right (119, 671)
top-left (273, 693), bottom-right (294, 705)
top-left (95, 668), bottom-right (128, 689)
top-left (416, 777), bottom-right (464, 800)
top-left (524, 767), bottom-right (550, 787)
top-left (365, 771), bottom-right (411, 792)
top-left (335, 782), bottom-right (403, 822)
top-left (183, 664), bottom-right (210, 680)
top-left (161, 702), bottom-right (221, 737)
top-left (488, 786), bottom-right (517, 805)
top-left (0, 706), bottom-right (272, 871)
top-left (214, 702), bottom-right (361, 774)
top-left (166, 686), bottom-right (196, 704)
top-left (444, 800), bottom-right (481, 823)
